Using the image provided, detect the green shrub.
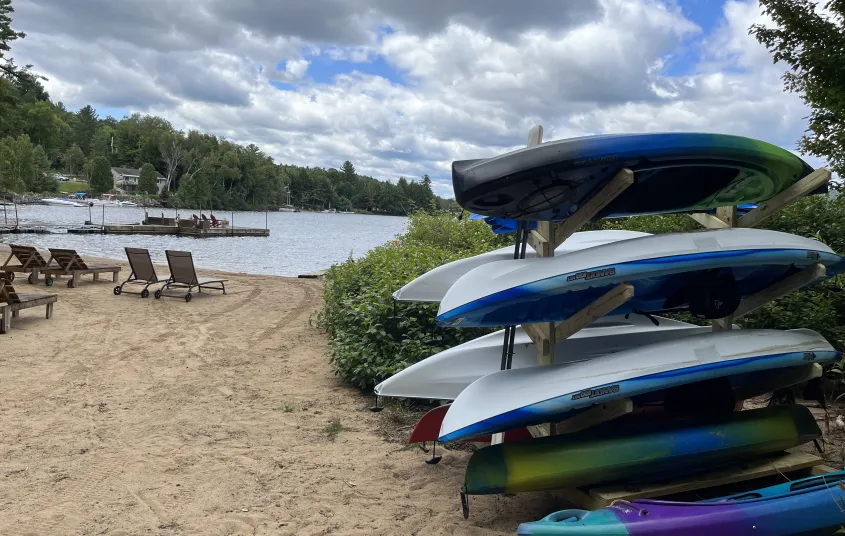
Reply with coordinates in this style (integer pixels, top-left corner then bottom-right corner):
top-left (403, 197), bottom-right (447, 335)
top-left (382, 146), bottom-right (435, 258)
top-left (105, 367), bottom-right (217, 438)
top-left (317, 212), bottom-right (511, 390)
top-left (320, 198), bottom-right (845, 391)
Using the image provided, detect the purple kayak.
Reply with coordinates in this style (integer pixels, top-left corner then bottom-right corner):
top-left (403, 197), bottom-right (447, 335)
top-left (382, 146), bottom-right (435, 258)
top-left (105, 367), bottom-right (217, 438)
top-left (517, 469), bottom-right (845, 535)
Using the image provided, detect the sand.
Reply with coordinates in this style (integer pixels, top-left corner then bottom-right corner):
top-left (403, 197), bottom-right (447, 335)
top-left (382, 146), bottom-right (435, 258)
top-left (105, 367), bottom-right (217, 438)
top-left (0, 246), bottom-right (555, 536)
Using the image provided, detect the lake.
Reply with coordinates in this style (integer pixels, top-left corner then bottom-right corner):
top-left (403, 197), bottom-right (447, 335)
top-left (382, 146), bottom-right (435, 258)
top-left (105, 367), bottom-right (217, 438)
top-left (0, 204), bottom-right (408, 277)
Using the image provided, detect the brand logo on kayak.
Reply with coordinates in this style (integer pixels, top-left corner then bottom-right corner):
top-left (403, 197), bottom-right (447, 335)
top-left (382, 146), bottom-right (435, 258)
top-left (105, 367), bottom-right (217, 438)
top-left (807, 251), bottom-right (820, 260)
top-left (573, 155), bottom-right (618, 167)
top-left (803, 352), bottom-right (816, 361)
top-left (567, 267), bottom-right (616, 282)
top-left (571, 384), bottom-right (620, 401)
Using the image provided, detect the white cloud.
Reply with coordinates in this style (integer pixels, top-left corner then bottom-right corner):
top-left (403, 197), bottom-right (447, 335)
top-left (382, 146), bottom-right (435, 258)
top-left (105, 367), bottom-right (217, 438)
top-left (7, 0), bottom-right (826, 196)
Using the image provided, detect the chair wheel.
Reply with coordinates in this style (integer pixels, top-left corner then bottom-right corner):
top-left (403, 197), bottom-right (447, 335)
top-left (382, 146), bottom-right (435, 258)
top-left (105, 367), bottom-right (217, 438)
top-left (113, 286), bottom-right (122, 295)
top-left (45, 277), bottom-right (53, 287)
top-left (141, 289), bottom-right (149, 299)
top-left (67, 280), bottom-right (75, 288)
top-left (185, 293), bottom-right (192, 303)
top-left (154, 290), bottom-right (162, 299)
top-left (6, 272), bottom-right (15, 282)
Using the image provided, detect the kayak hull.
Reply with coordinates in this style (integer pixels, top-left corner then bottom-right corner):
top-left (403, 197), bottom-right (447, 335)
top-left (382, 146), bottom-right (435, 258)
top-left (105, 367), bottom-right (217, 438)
top-left (517, 469), bottom-right (845, 536)
top-left (436, 229), bottom-right (845, 328)
top-left (453, 132), bottom-right (816, 221)
top-left (438, 329), bottom-right (837, 443)
top-left (464, 404), bottom-right (821, 496)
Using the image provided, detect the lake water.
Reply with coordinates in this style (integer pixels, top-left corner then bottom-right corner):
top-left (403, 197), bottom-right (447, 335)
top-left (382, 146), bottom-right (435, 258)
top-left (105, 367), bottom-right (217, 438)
top-left (0, 204), bottom-right (408, 276)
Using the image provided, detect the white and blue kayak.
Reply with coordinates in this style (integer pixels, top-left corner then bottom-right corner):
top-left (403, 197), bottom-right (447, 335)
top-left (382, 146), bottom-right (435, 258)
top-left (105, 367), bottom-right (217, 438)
top-left (373, 314), bottom-right (717, 401)
top-left (437, 228), bottom-right (845, 327)
top-left (438, 328), bottom-right (838, 443)
top-left (393, 230), bottom-right (650, 302)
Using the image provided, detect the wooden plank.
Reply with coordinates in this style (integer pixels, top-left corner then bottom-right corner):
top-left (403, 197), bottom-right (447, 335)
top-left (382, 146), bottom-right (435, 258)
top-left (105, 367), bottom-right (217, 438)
top-left (731, 263), bottom-right (826, 319)
top-left (527, 125), bottom-right (544, 147)
top-left (551, 168), bottom-right (634, 250)
top-left (716, 205), bottom-right (738, 227)
top-left (739, 168), bottom-right (832, 229)
top-left (521, 323), bottom-right (546, 347)
top-left (689, 212), bottom-right (730, 229)
top-left (10, 294), bottom-right (57, 311)
top-left (581, 451), bottom-right (823, 509)
top-left (555, 398), bottom-right (633, 435)
top-left (554, 283), bottom-right (635, 342)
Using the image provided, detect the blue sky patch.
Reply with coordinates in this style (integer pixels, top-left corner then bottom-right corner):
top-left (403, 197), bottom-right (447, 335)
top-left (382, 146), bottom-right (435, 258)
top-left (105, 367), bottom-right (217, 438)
top-left (307, 53), bottom-right (405, 86)
top-left (661, 0), bottom-right (731, 77)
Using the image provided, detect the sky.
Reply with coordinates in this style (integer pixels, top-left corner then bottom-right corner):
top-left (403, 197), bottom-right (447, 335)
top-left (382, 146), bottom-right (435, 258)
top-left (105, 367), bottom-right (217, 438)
top-left (8, 0), bottom-right (824, 198)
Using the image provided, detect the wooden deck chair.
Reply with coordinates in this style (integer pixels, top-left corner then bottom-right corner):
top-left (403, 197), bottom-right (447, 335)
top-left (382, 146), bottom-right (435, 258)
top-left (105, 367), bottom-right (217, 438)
top-left (0, 274), bottom-right (57, 334)
top-left (42, 248), bottom-right (122, 288)
top-left (113, 248), bottom-right (171, 298)
top-left (155, 250), bottom-right (227, 302)
top-left (1, 244), bottom-right (50, 284)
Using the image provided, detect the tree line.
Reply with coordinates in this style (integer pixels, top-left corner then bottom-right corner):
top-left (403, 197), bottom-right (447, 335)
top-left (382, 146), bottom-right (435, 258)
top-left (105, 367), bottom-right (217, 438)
top-left (0, 0), bottom-right (452, 214)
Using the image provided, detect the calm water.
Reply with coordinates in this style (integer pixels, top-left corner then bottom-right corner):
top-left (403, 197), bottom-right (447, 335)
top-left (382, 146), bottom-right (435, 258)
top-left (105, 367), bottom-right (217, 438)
top-left (0, 204), bottom-right (408, 276)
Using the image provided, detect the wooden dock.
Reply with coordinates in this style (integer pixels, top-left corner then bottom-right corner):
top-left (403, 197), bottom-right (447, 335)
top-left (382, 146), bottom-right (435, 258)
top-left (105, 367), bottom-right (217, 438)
top-left (66, 224), bottom-right (269, 237)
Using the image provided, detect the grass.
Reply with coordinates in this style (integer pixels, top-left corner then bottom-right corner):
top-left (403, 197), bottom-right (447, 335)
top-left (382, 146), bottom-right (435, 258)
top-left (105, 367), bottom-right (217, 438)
top-left (323, 417), bottom-right (347, 441)
top-left (58, 181), bottom-right (89, 194)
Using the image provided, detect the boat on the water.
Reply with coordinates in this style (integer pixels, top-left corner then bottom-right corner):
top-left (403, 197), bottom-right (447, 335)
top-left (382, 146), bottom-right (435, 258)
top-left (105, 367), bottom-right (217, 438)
top-left (438, 328), bottom-right (838, 443)
top-left (517, 468), bottom-right (845, 536)
top-left (462, 404), bottom-right (821, 496)
top-left (393, 230), bottom-right (651, 303)
top-left (41, 197), bottom-right (87, 207)
top-left (453, 132), bottom-right (820, 221)
top-left (436, 228), bottom-right (845, 328)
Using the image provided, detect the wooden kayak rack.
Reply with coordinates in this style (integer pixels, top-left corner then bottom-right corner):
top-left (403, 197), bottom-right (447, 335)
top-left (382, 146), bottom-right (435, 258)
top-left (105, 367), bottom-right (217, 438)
top-left (493, 124), bottom-right (835, 508)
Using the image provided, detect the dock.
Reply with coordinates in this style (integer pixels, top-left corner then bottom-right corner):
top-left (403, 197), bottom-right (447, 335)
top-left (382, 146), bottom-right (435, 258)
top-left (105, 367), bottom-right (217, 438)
top-left (90, 224), bottom-right (269, 237)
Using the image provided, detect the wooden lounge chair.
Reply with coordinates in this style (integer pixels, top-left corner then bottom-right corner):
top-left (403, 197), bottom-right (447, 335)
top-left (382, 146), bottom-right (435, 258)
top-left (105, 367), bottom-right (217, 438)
top-left (113, 247), bottom-right (171, 298)
top-left (1, 244), bottom-right (51, 284)
top-left (154, 250), bottom-right (227, 302)
top-left (42, 248), bottom-right (122, 288)
top-left (0, 275), bottom-right (58, 334)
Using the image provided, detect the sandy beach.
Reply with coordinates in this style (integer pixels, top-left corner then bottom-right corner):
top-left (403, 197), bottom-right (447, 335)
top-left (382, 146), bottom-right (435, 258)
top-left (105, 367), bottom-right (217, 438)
top-left (0, 245), bottom-right (554, 536)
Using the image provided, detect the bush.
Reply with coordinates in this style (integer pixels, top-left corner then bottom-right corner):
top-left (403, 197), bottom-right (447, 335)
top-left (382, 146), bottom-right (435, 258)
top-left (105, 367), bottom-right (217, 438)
top-left (320, 198), bottom-right (845, 392)
top-left (317, 212), bottom-right (511, 390)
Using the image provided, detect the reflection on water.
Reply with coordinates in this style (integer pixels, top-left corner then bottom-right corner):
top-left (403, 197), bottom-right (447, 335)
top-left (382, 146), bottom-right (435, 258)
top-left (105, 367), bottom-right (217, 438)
top-left (0, 205), bottom-right (408, 277)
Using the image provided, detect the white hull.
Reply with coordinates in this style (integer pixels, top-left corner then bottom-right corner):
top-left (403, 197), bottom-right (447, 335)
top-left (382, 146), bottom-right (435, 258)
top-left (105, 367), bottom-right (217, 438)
top-left (393, 230), bottom-right (651, 302)
top-left (438, 228), bottom-right (841, 320)
top-left (439, 329), bottom-right (837, 442)
top-left (42, 198), bottom-right (86, 207)
top-left (374, 314), bottom-right (719, 401)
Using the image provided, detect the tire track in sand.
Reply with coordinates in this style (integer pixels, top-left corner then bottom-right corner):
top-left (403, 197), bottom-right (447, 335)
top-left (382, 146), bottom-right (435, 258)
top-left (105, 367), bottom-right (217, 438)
top-left (259, 281), bottom-right (318, 340)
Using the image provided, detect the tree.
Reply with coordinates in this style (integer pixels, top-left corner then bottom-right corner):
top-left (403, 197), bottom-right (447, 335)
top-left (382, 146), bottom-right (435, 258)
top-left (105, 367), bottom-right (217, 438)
top-left (89, 155), bottom-right (113, 194)
top-left (341, 160), bottom-right (356, 182)
top-left (90, 126), bottom-right (115, 160)
top-left (138, 162), bottom-right (158, 195)
top-left (0, 0), bottom-right (27, 82)
top-left (160, 135), bottom-right (184, 192)
top-left (62, 143), bottom-right (84, 176)
top-left (751, 1), bottom-right (845, 178)
top-left (0, 134), bottom-right (52, 192)
top-left (74, 104), bottom-right (99, 155)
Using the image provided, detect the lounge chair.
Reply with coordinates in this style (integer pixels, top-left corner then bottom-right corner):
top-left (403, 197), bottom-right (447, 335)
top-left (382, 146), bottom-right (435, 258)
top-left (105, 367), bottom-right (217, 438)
top-left (154, 250), bottom-right (227, 302)
top-left (1, 244), bottom-right (51, 284)
top-left (113, 247), bottom-right (171, 298)
top-left (0, 275), bottom-right (58, 334)
top-left (42, 248), bottom-right (122, 288)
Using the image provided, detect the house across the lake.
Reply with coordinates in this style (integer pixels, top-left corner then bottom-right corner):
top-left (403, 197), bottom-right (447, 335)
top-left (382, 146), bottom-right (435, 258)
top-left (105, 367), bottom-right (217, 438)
top-left (111, 167), bottom-right (167, 194)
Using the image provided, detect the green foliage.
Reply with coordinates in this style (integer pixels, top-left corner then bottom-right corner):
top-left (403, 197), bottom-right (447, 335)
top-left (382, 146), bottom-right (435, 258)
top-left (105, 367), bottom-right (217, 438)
top-left (0, 133), bottom-right (52, 192)
top-left (751, 1), bottom-right (845, 179)
top-left (88, 155), bottom-right (113, 194)
top-left (62, 143), bottom-right (84, 176)
top-left (138, 162), bottom-right (158, 195)
top-left (317, 212), bottom-right (511, 390)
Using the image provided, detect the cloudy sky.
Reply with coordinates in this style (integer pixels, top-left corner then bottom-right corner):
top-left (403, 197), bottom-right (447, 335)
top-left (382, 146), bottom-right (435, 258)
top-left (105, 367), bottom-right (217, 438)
top-left (8, 0), bottom-right (822, 197)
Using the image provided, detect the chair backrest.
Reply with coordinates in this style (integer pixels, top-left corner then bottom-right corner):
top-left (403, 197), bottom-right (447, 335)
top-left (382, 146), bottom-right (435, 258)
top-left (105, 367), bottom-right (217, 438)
top-left (10, 244), bottom-right (48, 268)
top-left (165, 250), bottom-right (199, 285)
top-left (0, 274), bottom-right (21, 304)
top-left (125, 247), bottom-right (159, 282)
top-left (47, 248), bottom-right (89, 271)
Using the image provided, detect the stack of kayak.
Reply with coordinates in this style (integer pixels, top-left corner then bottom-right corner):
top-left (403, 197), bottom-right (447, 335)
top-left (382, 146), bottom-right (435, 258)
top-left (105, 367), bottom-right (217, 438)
top-left (377, 131), bottom-right (844, 532)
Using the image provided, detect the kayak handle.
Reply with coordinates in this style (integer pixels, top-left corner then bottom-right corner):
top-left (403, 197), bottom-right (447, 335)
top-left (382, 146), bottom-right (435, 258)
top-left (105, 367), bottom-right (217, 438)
top-left (540, 509), bottom-right (588, 523)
